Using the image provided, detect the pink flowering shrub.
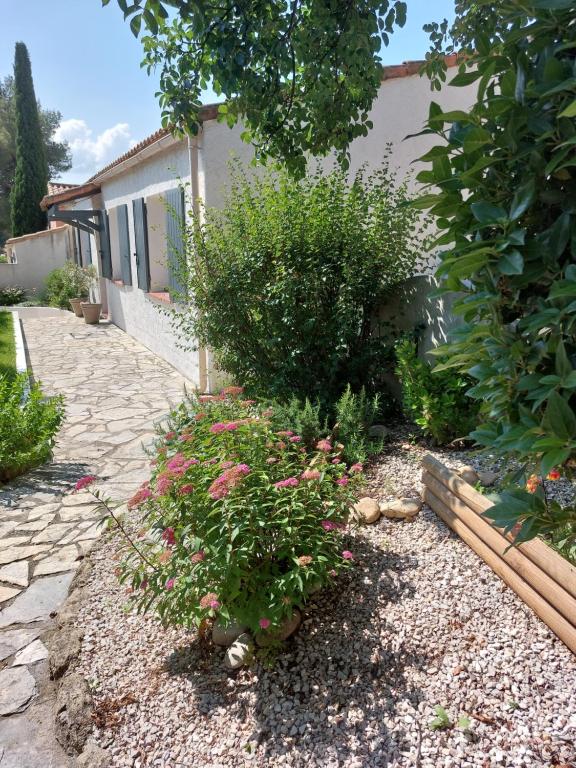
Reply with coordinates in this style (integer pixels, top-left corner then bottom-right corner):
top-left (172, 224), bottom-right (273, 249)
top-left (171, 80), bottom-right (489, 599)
top-left (119, 389), bottom-right (361, 634)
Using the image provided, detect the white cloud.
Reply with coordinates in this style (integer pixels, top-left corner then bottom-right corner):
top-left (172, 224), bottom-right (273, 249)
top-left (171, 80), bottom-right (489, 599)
top-left (54, 119), bottom-right (135, 181)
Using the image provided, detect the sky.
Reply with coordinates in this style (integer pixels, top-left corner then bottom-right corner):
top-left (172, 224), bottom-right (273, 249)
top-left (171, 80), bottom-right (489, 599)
top-left (1, 0), bottom-right (455, 184)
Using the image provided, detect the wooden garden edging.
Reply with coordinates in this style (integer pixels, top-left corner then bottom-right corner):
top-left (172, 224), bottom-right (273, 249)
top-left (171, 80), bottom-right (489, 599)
top-left (422, 454), bottom-right (576, 655)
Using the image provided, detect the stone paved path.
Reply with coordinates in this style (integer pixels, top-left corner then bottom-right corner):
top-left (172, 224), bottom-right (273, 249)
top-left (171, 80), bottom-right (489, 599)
top-left (0, 315), bottom-right (190, 767)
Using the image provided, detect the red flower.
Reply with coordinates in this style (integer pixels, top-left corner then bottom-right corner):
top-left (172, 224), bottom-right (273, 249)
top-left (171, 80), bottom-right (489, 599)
top-left (547, 468), bottom-right (561, 481)
top-left (162, 528), bottom-right (176, 547)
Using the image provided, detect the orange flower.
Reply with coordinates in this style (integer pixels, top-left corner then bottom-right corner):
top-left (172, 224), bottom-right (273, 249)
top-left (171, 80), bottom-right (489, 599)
top-left (526, 474), bottom-right (541, 493)
top-left (297, 555), bottom-right (313, 566)
top-left (546, 468), bottom-right (561, 481)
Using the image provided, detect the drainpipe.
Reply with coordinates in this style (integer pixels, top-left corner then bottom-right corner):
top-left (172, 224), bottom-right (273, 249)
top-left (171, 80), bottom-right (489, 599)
top-left (188, 132), bottom-right (209, 392)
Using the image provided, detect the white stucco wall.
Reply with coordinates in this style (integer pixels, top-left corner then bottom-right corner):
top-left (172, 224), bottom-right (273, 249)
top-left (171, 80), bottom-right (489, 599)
top-left (106, 281), bottom-right (201, 385)
top-left (2, 226), bottom-right (72, 294)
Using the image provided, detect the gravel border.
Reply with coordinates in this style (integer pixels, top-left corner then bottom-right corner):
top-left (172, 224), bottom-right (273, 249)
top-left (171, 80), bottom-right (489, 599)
top-left (73, 433), bottom-right (576, 768)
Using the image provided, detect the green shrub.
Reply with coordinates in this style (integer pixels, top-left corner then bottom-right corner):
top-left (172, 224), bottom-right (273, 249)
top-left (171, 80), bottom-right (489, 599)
top-left (418, 1), bottom-right (576, 546)
top-left (395, 338), bottom-right (478, 445)
top-left (267, 396), bottom-right (327, 452)
top-left (172, 158), bottom-right (424, 407)
top-left (0, 286), bottom-right (25, 306)
top-left (0, 374), bottom-right (64, 482)
top-left (44, 262), bottom-right (96, 309)
top-left (116, 388), bottom-right (362, 634)
top-left (333, 385), bottom-right (382, 464)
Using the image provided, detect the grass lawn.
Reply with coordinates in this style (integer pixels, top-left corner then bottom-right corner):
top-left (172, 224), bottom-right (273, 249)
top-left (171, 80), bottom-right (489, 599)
top-left (0, 311), bottom-right (16, 378)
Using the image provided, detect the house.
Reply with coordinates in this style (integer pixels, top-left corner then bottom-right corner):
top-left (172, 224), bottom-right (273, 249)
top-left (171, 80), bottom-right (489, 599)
top-left (35, 57), bottom-right (475, 390)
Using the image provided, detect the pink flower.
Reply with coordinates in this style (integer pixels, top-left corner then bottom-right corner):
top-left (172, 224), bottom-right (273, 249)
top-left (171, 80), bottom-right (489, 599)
top-left (274, 477), bottom-right (299, 489)
top-left (331, 458), bottom-right (341, 464)
top-left (222, 385), bottom-right (244, 396)
top-left (178, 484), bottom-right (194, 495)
top-left (321, 520), bottom-right (337, 531)
top-left (165, 431), bottom-right (176, 441)
top-left (276, 441), bottom-right (287, 450)
top-left (191, 550), bottom-right (205, 563)
top-left (156, 474), bottom-right (173, 495)
top-left (289, 436), bottom-right (302, 443)
top-left (259, 618), bottom-right (271, 629)
top-left (221, 460), bottom-right (234, 469)
top-left (316, 440), bottom-right (332, 453)
top-left (209, 422), bottom-right (228, 434)
top-left (198, 395), bottom-right (216, 403)
top-left (329, 569), bottom-right (337, 578)
top-left (241, 399), bottom-right (256, 406)
top-left (74, 475), bottom-right (96, 492)
top-left (200, 592), bottom-right (220, 610)
top-left (208, 463), bottom-right (251, 499)
top-left (349, 463), bottom-right (363, 474)
top-left (277, 430), bottom-right (294, 437)
top-left (301, 469), bottom-right (321, 481)
top-left (127, 485), bottom-right (152, 509)
top-left (179, 433), bottom-right (194, 442)
top-left (165, 578), bottom-right (175, 591)
top-left (336, 477), bottom-right (349, 486)
top-left (342, 550), bottom-right (354, 560)
top-left (162, 528), bottom-right (176, 547)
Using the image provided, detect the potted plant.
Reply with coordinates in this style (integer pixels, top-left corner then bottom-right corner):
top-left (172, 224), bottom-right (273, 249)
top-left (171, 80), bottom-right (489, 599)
top-left (80, 301), bottom-right (102, 324)
top-left (44, 262), bottom-right (97, 314)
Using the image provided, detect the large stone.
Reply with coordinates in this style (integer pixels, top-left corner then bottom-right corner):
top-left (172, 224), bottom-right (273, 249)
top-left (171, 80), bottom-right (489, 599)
top-left (478, 470), bottom-right (499, 487)
top-left (48, 628), bottom-right (82, 679)
top-left (0, 521), bottom-right (18, 538)
top-left (18, 517), bottom-right (54, 532)
top-left (0, 572), bottom-right (75, 628)
top-left (224, 633), bottom-right (253, 670)
top-left (27, 503), bottom-right (61, 520)
top-left (31, 524), bottom-right (74, 545)
top-left (0, 666), bottom-right (37, 715)
top-left (255, 610), bottom-right (302, 647)
top-left (379, 498), bottom-right (422, 521)
top-left (212, 618), bottom-right (248, 647)
top-left (12, 639), bottom-right (48, 666)
top-left (55, 674), bottom-right (94, 755)
top-left (457, 465), bottom-right (480, 485)
top-left (0, 560), bottom-right (29, 587)
top-left (0, 628), bottom-right (41, 662)
top-left (0, 544), bottom-right (51, 565)
top-left (352, 497), bottom-right (381, 524)
top-left (0, 536), bottom-right (31, 549)
top-left (34, 546), bottom-right (81, 577)
top-left (77, 739), bottom-right (110, 768)
top-left (0, 585), bottom-right (21, 603)
top-left (368, 424), bottom-right (390, 440)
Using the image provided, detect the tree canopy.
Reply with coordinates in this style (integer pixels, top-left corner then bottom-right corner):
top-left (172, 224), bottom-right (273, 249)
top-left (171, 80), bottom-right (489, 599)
top-left (104, 0), bottom-right (407, 175)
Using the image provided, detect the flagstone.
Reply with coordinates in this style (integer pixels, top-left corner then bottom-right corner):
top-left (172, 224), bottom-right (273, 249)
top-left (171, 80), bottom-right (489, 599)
top-left (12, 639), bottom-right (48, 666)
top-left (61, 492), bottom-right (95, 507)
top-left (0, 536), bottom-right (31, 550)
top-left (27, 503), bottom-right (61, 520)
top-left (0, 585), bottom-right (22, 603)
top-left (0, 667), bottom-right (37, 715)
top-left (0, 628), bottom-right (40, 662)
top-left (0, 572), bottom-right (75, 628)
top-left (0, 561), bottom-right (29, 588)
top-left (31, 524), bottom-right (74, 545)
top-left (58, 506), bottom-right (101, 522)
top-left (0, 522), bottom-right (18, 538)
top-left (0, 545), bottom-right (51, 566)
top-left (74, 523), bottom-right (101, 541)
top-left (18, 518), bottom-right (54, 532)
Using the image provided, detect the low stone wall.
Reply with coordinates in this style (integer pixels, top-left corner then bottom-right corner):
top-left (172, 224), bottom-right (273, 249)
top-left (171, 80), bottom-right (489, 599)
top-left (2, 227), bottom-right (73, 295)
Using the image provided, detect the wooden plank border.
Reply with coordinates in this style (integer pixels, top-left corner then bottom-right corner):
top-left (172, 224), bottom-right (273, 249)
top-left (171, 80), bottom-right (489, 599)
top-left (422, 455), bottom-right (576, 655)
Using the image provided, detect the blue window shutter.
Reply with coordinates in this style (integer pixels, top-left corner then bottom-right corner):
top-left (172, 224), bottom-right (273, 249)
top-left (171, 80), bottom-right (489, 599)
top-left (117, 204), bottom-right (132, 285)
top-left (165, 187), bottom-right (186, 301)
top-left (100, 211), bottom-right (112, 279)
top-left (133, 197), bottom-right (150, 292)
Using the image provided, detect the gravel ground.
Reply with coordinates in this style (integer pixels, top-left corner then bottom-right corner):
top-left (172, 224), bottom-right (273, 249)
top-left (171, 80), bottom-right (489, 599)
top-left (75, 433), bottom-right (576, 768)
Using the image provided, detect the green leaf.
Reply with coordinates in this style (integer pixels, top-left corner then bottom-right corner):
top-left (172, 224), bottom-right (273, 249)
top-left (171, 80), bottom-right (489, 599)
top-left (509, 181), bottom-right (536, 221)
top-left (471, 202), bottom-right (508, 225)
top-left (129, 12), bottom-right (142, 36)
top-left (498, 250), bottom-right (524, 275)
top-left (541, 448), bottom-right (571, 476)
top-left (462, 127), bottom-right (492, 154)
top-left (543, 392), bottom-right (576, 440)
top-left (556, 341), bottom-right (573, 379)
top-left (559, 100), bottom-right (576, 118)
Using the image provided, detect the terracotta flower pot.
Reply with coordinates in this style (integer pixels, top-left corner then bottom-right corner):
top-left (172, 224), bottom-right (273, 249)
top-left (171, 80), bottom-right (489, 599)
top-left (69, 298), bottom-right (84, 317)
top-left (80, 302), bottom-right (102, 324)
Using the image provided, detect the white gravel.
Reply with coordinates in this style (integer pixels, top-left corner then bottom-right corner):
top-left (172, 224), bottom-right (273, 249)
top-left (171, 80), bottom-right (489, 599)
top-left (74, 434), bottom-right (576, 767)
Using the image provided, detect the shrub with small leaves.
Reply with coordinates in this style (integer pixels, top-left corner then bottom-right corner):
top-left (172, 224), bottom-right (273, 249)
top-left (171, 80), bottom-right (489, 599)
top-left (0, 286), bottom-right (25, 306)
top-left (43, 262), bottom-right (96, 309)
top-left (333, 385), bottom-right (382, 464)
top-left (119, 388), bottom-right (361, 634)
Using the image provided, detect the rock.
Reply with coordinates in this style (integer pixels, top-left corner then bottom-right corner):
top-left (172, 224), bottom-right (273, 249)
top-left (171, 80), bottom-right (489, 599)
top-left (77, 739), bottom-right (110, 768)
top-left (12, 639), bottom-right (48, 666)
top-left (212, 619), bottom-right (248, 647)
top-left (57, 587), bottom-right (87, 628)
top-left (0, 572), bottom-right (75, 629)
top-left (48, 628), bottom-right (83, 679)
top-left (368, 424), bottom-right (389, 440)
top-left (0, 561), bottom-right (29, 588)
top-left (0, 666), bottom-right (37, 715)
top-left (458, 465), bottom-right (480, 485)
top-left (0, 543), bottom-right (51, 566)
top-left (0, 585), bottom-right (21, 603)
top-left (224, 633), bottom-right (253, 669)
top-left (307, 580), bottom-right (323, 596)
top-left (477, 470), bottom-right (498, 487)
top-left (55, 673), bottom-right (93, 755)
top-left (255, 610), bottom-right (302, 647)
top-left (352, 497), bottom-right (381, 524)
top-left (379, 498), bottom-right (422, 521)
top-left (0, 627), bottom-right (41, 662)
top-left (33, 545), bottom-right (81, 577)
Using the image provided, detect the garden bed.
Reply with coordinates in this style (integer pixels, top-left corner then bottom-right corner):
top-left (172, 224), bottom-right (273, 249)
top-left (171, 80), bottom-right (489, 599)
top-left (72, 434), bottom-right (576, 768)
top-left (0, 310), bottom-right (16, 378)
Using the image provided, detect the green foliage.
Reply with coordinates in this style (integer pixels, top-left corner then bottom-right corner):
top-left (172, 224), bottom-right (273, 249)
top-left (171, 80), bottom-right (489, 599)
top-left (172, 159), bottom-right (423, 406)
top-left (0, 373), bottom-right (64, 482)
top-left (395, 338), bottom-right (478, 445)
top-left (106, 0), bottom-right (407, 175)
top-left (118, 388), bottom-right (362, 634)
top-left (44, 262), bottom-right (96, 309)
top-left (429, 706), bottom-right (451, 731)
top-left (267, 397), bottom-right (327, 453)
top-left (333, 385), bottom-right (382, 464)
top-left (0, 286), bottom-right (25, 306)
top-left (0, 311), bottom-right (16, 378)
top-left (9, 43), bottom-right (49, 237)
top-left (415, 1), bottom-right (576, 545)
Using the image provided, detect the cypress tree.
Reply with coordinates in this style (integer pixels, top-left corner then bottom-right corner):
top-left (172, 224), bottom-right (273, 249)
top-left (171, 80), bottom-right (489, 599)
top-left (10, 43), bottom-right (48, 236)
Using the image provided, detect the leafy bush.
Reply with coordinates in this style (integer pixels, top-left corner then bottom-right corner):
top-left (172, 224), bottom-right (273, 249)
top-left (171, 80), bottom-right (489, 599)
top-left (395, 338), bottom-right (478, 445)
top-left (267, 396), bottom-right (327, 452)
top-left (44, 262), bottom-right (96, 309)
top-left (333, 385), bottom-right (382, 464)
top-left (417, 1), bottom-right (576, 545)
top-left (172, 158), bottom-right (424, 407)
top-left (0, 286), bottom-right (25, 306)
top-left (0, 374), bottom-right (65, 482)
top-left (117, 388), bottom-right (362, 634)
